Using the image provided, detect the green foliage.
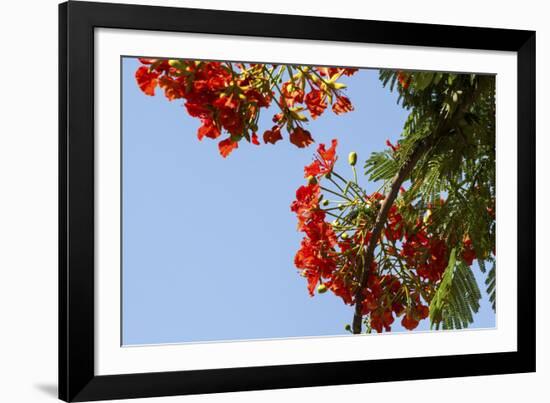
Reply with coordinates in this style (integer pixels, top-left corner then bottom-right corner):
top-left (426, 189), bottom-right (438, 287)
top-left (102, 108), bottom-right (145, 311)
top-left (373, 70), bottom-right (496, 261)
top-left (430, 249), bottom-right (482, 330)
top-left (364, 150), bottom-right (399, 182)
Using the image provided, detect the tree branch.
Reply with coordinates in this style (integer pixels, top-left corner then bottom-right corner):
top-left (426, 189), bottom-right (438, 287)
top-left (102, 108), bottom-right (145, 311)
top-left (351, 142), bottom-right (428, 333)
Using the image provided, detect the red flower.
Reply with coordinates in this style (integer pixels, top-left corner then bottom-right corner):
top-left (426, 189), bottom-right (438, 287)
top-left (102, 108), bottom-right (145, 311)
top-left (219, 108), bottom-right (244, 136)
top-left (263, 126), bottom-right (283, 144)
top-left (397, 71), bottom-right (411, 90)
top-left (213, 94), bottom-right (239, 111)
top-left (327, 277), bottom-right (353, 305)
top-left (138, 58), bottom-right (157, 65)
top-left (251, 133), bottom-right (260, 145)
top-left (245, 89), bottom-right (271, 107)
top-left (304, 139), bottom-right (338, 178)
top-left (401, 313), bottom-right (419, 330)
top-left (281, 81), bottom-right (304, 107)
top-left (207, 75), bottom-right (229, 91)
top-left (158, 75), bottom-right (185, 100)
top-left (290, 127), bottom-right (314, 148)
top-left (392, 301), bottom-right (405, 316)
top-left (401, 304), bottom-right (429, 330)
top-left (218, 138), bottom-right (238, 158)
top-left (361, 293), bottom-right (379, 314)
top-left (386, 139), bottom-right (399, 152)
top-left (304, 90), bottom-right (327, 119)
top-left (462, 238), bottom-right (476, 266)
top-left (135, 66), bottom-right (159, 96)
top-left (197, 119), bottom-right (220, 140)
top-left (138, 59), bottom-right (171, 73)
top-left (185, 101), bottom-right (211, 119)
top-left (291, 181), bottom-right (343, 297)
top-left (293, 228), bottom-right (338, 296)
top-left (368, 192), bottom-right (385, 201)
top-left (272, 113), bottom-right (284, 124)
top-left (332, 95), bottom-right (354, 115)
top-left (291, 184), bottom-right (321, 227)
top-left (342, 68), bottom-right (358, 76)
top-left (302, 216), bottom-right (338, 246)
top-left (417, 304), bottom-right (429, 320)
top-left (384, 205), bottom-right (403, 242)
top-left (402, 231), bottom-right (448, 282)
top-left (371, 310), bottom-right (394, 333)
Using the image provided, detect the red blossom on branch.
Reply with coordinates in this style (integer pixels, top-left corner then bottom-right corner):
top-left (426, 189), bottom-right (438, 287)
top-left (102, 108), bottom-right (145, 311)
top-left (263, 126), bottom-right (283, 145)
top-left (135, 59), bottom-right (357, 157)
top-left (289, 127), bottom-right (314, 148)
top-left (332, 95), bottom-right (354, 115)
top-left (291, 142), bottom-right (481, 333)
top-left (135, 66), bottom-right (159, 96)
top-left (304, 89), bottom-right (328, 119)
top-left (218, 138), bottom-right (238, 158)
top-left (304, 139), bottom-right (338, 178)
top-left (397, 71), bottom-right (411, 89)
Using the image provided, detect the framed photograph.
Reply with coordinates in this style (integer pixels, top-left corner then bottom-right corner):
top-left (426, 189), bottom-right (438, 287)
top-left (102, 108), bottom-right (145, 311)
top-left (59, 1), bottom-right (535, 401)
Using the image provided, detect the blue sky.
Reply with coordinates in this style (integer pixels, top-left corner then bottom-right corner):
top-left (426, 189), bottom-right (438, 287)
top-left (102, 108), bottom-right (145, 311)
top-left (122, 57), bottom-right (495, 345)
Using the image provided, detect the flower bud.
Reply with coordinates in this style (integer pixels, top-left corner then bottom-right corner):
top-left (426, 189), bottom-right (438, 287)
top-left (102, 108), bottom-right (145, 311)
top-left (317, 284), bottom-right (328, 294)
top-left (331, 82), bottom-right (347, 90)
top-left (321, 199), bottom-right (330, 207)
top-left (345, 324), bottom-right (352, 332)
top-left (341, 232), bottom-right (349, 240)
top-left (307, 175), bottom-right (317, 185)
top-left (348, 151), bottom-right (357, 166)
top-left (423, 209), bottom-right (432, 224)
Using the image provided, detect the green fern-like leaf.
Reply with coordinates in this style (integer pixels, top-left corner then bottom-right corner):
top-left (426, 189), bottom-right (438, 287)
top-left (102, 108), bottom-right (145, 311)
top-left (430, 248), bottom-right (482, 330)
top-left (364, 150), bottom-right (399, 182)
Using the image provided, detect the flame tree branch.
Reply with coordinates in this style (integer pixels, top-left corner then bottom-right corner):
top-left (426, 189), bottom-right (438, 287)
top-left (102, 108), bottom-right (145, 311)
top-left (351, 82), bottom-right (485, 334)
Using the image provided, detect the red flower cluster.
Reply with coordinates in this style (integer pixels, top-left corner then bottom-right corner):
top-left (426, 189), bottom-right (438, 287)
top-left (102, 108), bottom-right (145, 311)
top-left (291, 182), bottom-right (339, 296)
top-left (299, 67), bottom-right (358, 120)
top-left (135, 59), bottom-right (357, 157)
top-left (290, 140), bottom-right (357, 304)
top-left (291, 142), bottom-right (481, 333)
top-left (273, 68), bottom-right (357, 145)
top-left (361, 273), bottom-right (398, 332)
top-left (402, 231), bottom-right (449, 282)
top-left (363, 277), bottom-right (429, 333)
top-left (136, 59), bottom-right (271, 157)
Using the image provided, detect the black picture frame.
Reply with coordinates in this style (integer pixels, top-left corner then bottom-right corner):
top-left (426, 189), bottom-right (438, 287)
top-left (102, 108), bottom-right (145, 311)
top-left (59, 1), bottom-right (536, 401)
